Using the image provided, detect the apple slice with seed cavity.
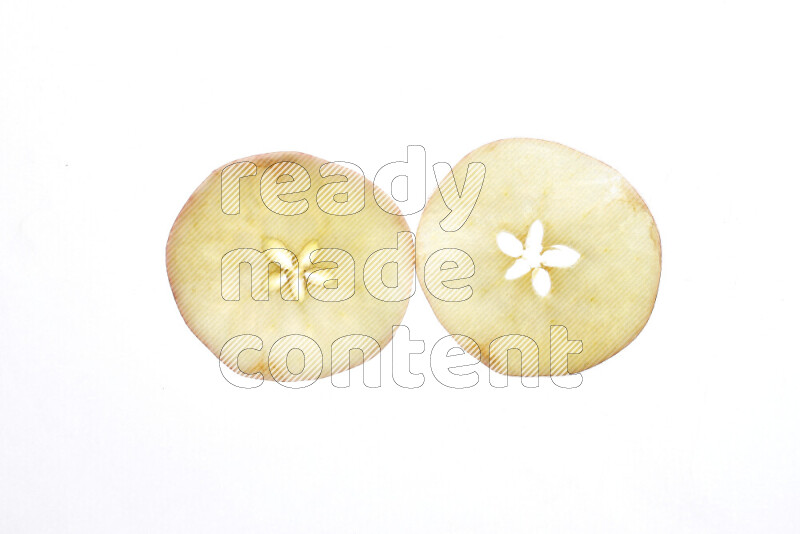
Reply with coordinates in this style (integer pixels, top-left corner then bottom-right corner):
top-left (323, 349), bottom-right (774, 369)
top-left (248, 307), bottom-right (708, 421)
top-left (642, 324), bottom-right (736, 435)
top-left (416, 139), bottom-right (661, 376)
top-left (166, 151), bottom-right (413, 382)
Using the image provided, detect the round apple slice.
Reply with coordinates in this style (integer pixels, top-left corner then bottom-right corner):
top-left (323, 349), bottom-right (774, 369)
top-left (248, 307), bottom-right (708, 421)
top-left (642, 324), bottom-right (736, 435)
top-left (416, 139), bottom-right (661, 376)
top-left (166, 152), bottom-right (413, 383)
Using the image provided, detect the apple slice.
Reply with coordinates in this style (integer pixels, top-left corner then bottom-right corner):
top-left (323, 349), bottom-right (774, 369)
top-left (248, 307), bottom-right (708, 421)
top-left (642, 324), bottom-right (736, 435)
top-left (166, 152), bottom-right (412, 382)
top-left (416, 139), bottom-right (661, 376)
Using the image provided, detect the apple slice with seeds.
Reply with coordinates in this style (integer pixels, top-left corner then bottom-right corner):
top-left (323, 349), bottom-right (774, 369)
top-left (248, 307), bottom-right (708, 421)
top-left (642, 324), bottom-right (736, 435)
top-left (166, 151), bottom-right (413, 383)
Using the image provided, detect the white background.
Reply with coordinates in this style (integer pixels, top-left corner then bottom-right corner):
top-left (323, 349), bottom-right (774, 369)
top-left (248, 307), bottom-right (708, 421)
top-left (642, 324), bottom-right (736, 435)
top-left (1, 1), bottom-right (798, 532)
